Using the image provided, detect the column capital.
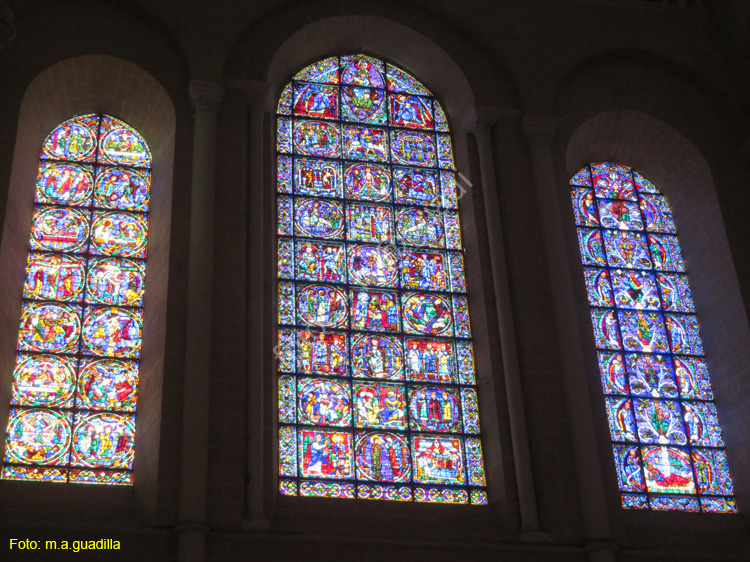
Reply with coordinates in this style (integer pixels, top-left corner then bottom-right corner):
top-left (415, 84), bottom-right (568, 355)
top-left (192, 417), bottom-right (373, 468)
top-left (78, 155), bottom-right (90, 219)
top-left (224, 79), bottom-right (272, 110)
top-left (0, 2), bottom-right (16, 50)
top-left (521, 114), bottom-right (558, 146)
top-left (189, 79), bottom-right (225, 113)
top-left (463, 104), bottom-right (521, 134)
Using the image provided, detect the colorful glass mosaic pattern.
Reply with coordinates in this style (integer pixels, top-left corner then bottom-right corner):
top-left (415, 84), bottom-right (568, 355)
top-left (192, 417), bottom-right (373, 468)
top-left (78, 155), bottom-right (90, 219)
top-left (277, 56), bottom-right (486, 504)
top-left (2, 114), bottom-right (150, 486)
top-left (571, 162), bottom-right (735, 513)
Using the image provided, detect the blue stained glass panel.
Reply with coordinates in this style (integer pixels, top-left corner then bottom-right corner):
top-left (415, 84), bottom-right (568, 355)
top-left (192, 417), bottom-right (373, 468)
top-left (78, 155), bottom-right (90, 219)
top-left (583, 267), bottom-right (613, 307)
top-left (293, 119), bottom-right (341, 158)
top-left (590, 308), bottom-right (621, 350)
top-left (393, 166), bottom-right (441, 206)
top-left (277, 155), bottom-right (293, 193)
top-left (395, 207), bottom-right (445, 248)
top-left (571, 166), bottom-right (736, 509)
top-left (570, 166), bottom-right (592, 187)
top-left (390, 130), bottom-right (437, 168)
top-left (296, 330), bottom-right (348, 376)
top-left (344, 162), bottom-right (391, 202)
top-left (440, 170), bottom-right (458, 209)
top-left (353, 382), bottom-right (407, 430)
top-left (598, 199), bottom-right (643, 230)
top-left (610, 269), bottom-right (660, 310)
top-left (293, 82), bottom-right (338, 120)
top-left (341, 55), bottom-right (385, 88)
top-left (348, 244), bottom-right (399, 288)
top-left (571, 188), bottom-right (599, 226)
top-left (648, 234), bottom-right (685, 272)
top-left (37, 162), bottom-right (94, 207)
top-left (633, 398), bottom-right (687, 445)
top-left (355, 432), bottom-right (410, 482)
top-left (351, 289), bottom-right (400, 333)
top-left (673, 357), bottom-right (713, 400)
top-left (577, 229), bottom-right (607, 266)
top-left (683, 402), bottom-right (723, 447)
top-left (277, 84), bottom-right (293, 115)
top-left (351, 334), bottom-right (404, 380)
top-left (618, 310), bottom-right (669, 353)
top-left (590, 162), bottom-right (636, 200)
top-left (294, 198), bottom-right (345, 240)
top-left (342, 125), bottom-right (389, 162)
top-left (405, 338), bottom-right (455, 383)
top-left (625, 353), bottom-right (678, 398)
top-left (639, 194), bottom-right (676, 234)
top-left (402, 293), bottom-right (453, 337)
top-left (401, 250), bottom-right (448, 292)
top-left (297, 378), bottom-right (351, 427)
top-left (347, 203), bottom-right (393, 244)
top-left (433, 101), bottom-right (449, 132)
top-left (295, 58), bottom-right (339, 84)
top-left (408, 386), bottom-right (461, 432)
top-left (277, 57), bottom-right (485, 502)
top-left (277, 117), bottom-right (292, 153)
top-left (603, 230), bottom-right (652, 269)
top-left (341, 86), bottom-right (386, 125)
top-left (597, 351), bottom-right (629, 395)
top-left (41, 114), bottom-right (99, 163)
top-left (295, 240), bottom-right (346, 283)
top-left (294, 158), bottom-right (342, 198)
top-left (613, 445), bottom-right (646, 492)
top-left (389, 94), bottom-right (433, 130)
top-left (456, 341), bottom-right (475, 385)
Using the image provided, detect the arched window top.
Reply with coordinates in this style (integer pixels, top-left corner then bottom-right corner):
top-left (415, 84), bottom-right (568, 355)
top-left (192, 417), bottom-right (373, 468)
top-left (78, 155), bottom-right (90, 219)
top-left (275, 55), bottom-right (486, 504)
top-left (2, 113), bottom-right (150, 486)
top-left (570, 161), bottom-right (736, 513)
top-left (42, 114), bottom-right (152, 168)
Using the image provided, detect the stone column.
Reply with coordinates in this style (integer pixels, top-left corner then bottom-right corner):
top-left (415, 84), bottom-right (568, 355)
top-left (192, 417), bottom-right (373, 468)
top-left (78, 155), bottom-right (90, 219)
top-left (241, 80), bottom-right (272, 528)
top-left (521, 114), bottom-right (616, 562)
top-left (177, 79), bottom-right (224, 562)
top-left (470, 107), bottom-right (542, 538)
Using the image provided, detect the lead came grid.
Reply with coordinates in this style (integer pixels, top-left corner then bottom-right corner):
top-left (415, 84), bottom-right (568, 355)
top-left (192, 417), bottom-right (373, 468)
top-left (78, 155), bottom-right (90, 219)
top-left (276, 55), bottom-right (487, 504)
top-left (1, 114), bottom-right (150, 486)
top-left (570, 162), bottom-right (735, 513)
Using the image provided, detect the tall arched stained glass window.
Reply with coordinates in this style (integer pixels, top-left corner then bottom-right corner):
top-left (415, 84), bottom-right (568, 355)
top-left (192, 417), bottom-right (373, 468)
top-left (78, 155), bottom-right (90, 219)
top-left (1, 114), bottom-right (150, 485)
top-left (275, 55), bottom-right (487, 504)
top-left (570, 162), bottom-right (736, 513)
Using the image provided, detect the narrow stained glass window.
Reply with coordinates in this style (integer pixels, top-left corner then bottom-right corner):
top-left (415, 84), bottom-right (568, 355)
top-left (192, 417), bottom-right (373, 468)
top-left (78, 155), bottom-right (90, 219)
top-left (1, 114), bottom-right (151, 485)
top-left (276, 55), bottom-right (487, 504)
top-left (570, 162), bottom-right (736, 513)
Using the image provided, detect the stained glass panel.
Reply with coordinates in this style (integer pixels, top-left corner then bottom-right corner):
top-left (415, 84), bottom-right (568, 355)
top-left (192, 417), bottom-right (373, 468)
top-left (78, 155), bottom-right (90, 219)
top-left (277, 56), bottom-right (486, 503)
top-left (570, 162), bottom-right (735, 512)
top-left (3, 114), bottom-right (150, 485)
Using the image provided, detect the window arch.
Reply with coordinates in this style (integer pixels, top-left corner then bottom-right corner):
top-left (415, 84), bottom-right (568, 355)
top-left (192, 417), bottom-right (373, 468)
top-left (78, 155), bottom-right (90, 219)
top-left (2, 114), bottom-right (150, 485)
top-left (275, 55), bottom-right (487, 504)
top-left (570, 162), bottom-right (735, 513)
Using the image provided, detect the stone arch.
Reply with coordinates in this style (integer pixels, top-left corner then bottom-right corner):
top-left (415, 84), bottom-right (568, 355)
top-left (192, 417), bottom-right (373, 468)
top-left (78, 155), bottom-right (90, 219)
top-left (0, 54), bottom-right (176, 522)
top-left (563, 109), bottom-right (750, 515)
top-left (224, 7), bottom-right (517, 119)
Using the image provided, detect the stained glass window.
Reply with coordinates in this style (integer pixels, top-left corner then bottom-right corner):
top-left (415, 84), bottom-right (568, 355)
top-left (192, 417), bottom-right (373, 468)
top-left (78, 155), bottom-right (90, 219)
top-left (570, 162), bottom-right (736, 513)
top-left (1, 114), bottom-right (151, 485)
top-left (276, 55), bottom-right (487, 504)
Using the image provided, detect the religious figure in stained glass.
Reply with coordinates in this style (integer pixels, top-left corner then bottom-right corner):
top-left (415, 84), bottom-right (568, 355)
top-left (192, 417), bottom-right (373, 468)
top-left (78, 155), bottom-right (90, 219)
top-left (276, 55), bottom-right (487, 504)
top-left (570, 162), bottom-right (735, 513)
top-left (1, 114), bottom-right (150, 485)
